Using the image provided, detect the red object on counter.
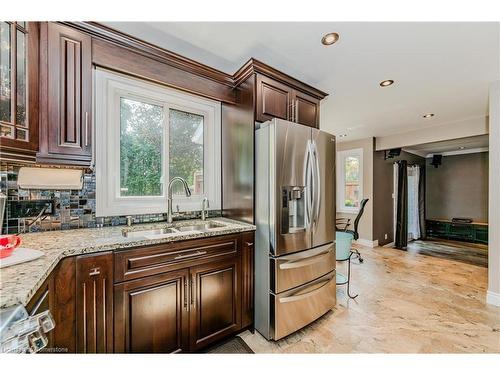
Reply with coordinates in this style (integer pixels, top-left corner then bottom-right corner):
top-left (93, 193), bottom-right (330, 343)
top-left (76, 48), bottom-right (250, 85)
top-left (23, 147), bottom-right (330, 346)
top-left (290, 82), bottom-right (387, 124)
top-left (0, 235), bottom-right (21, 259)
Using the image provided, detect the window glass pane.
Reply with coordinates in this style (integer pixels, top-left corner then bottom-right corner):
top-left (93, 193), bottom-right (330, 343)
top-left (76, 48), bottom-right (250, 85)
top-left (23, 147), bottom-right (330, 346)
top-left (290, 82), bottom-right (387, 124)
top-left (344, 156), bottom-right (360, 208)
top-left (17, 22), bottom-right (26, 29)
top-left (120, 97), bottom-right (164, 197)
top-left (16, 127), bottom-right (28, 141)
top-left (0, 22), bottom-right (11, 123)
top-left (16, 29), bottom-right (26, 126)
top-left (169, 109), bottom-right (204, 196)
top-left (1, 123), bottom-right (13, 138)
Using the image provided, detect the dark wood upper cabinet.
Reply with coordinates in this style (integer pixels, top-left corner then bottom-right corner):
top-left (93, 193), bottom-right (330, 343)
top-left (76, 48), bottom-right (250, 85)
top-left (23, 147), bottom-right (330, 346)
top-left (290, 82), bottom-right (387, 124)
top-left (37, 22), bottom-right (92, 166)
top-left (0, 22), bottom-right (39, 161)
top-left (254, 72), bottom-right (323, 128)
top-left (189, 254), bottom-right (241, 351)
top-left (114, 269), bottom-right (189, 353)
top-left (294, 90), bottom-right (320, 128)
top-left (75, 252), bottom-right (113, 353)
top-left (256, 74), bottom-right (293, 122)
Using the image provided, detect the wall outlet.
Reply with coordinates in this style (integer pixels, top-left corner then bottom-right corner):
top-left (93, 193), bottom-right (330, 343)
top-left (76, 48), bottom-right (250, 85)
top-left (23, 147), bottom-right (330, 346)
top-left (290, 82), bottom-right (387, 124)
top-left (384, 233), bottom-right (388, 240)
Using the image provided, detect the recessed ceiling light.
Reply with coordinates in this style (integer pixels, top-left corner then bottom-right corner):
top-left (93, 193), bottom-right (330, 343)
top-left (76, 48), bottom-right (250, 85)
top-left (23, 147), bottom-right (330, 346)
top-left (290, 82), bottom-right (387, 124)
top-left (321, 32), bottom-right (340, 46)
top-left (422, 113), bottom-right (435, 118)
top-left (379, 80), bottom-right (394, 87)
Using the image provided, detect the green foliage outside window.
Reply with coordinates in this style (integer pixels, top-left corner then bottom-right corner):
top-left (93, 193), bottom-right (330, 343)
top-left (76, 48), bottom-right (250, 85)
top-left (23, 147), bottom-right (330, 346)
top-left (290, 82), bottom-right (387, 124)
top-left (119, 98), bottom-right (204, 197)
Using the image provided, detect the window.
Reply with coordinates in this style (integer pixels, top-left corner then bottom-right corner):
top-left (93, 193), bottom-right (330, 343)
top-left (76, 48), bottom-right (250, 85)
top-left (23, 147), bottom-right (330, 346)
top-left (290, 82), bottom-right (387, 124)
top-left (0, 21), bottom-right (28, 141)
top-left (337, 148), bottom-right (363, 213)
top-left (95, 69), bottom-right (221, 216)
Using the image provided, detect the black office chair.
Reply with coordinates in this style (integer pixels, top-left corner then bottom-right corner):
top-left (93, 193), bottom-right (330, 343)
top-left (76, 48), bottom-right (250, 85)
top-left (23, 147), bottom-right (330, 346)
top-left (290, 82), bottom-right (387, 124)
top-left (335, 198), bottom-right (369, 263)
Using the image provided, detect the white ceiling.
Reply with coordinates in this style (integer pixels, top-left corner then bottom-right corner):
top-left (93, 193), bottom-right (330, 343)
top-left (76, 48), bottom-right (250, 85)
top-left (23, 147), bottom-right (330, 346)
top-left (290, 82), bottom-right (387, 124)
top-left (404, 134), bottom-right (489, 157)
top-left (104, 22), bottom-right (500, 140)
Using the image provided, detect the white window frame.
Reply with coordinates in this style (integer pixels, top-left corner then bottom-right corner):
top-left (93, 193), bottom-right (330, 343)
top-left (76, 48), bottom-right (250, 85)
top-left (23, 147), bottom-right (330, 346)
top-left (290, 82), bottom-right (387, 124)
top-left (336, 148), bottom-right (364, 214)
top-left (94, 69), bottom-right (221, 217)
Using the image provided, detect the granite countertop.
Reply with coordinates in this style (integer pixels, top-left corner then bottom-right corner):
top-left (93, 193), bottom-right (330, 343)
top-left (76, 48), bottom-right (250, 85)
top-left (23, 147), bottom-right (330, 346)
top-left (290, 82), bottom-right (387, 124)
top-left (0, 217), bottom-right (255, 309)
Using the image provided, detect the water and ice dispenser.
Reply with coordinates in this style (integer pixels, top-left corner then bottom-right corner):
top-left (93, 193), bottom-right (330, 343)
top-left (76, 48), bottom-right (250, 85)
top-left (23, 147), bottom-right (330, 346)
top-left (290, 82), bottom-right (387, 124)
top-left (281, 186), bottom-right (307, 234)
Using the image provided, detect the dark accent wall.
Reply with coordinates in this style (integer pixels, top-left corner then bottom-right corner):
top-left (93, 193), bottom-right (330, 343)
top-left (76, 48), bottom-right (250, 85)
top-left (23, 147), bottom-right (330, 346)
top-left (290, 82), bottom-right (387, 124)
top-left (372, 150), bottom-right (425, 246)
top-left (426, 152), bottom-right (489, 222)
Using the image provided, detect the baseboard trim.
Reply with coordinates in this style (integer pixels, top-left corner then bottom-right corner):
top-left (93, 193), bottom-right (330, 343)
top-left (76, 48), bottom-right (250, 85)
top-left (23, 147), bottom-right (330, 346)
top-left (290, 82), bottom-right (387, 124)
top-left (487, 290), bottom-right (500, 306)
top-left (355, 239), bottom-right (378, 248)
top-left (382, 242), bottom-right (395, 248)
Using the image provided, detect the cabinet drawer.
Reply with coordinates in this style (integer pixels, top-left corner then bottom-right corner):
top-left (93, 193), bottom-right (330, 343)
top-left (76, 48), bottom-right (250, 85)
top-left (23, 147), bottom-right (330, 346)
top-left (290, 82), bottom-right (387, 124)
top-left (271, 243), bottom-right (335, 294)
top-left (115, 235), bottom-right (240, 282)
top-left (272, 271), bottom-right (336, 340)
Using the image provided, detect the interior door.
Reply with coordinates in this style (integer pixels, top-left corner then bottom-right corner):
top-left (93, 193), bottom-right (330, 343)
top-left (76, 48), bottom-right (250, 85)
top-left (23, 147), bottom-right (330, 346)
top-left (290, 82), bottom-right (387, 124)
top-left (273, 120), bottom-right (313, 255)
top-left (311, 129), bottom-right (336, 247)
top-left (189, 256), bottom-right (241, 351)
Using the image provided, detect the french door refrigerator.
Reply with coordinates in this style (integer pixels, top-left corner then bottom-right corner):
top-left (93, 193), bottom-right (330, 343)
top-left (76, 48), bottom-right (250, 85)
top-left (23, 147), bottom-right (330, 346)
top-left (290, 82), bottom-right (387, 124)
top-left (255, 118), bottom-right (336, 340)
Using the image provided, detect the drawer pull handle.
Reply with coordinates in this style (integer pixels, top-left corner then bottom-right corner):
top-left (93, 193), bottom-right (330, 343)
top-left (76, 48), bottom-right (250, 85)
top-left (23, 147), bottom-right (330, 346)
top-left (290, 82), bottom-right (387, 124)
top-left (190, 275), bottom-right (195, 306)
top-left (174, 250), bottom-right (207, 260)
top-left (279, 276), bottom-right (333, 303)
top-left (89, 267), bottom-right (100, 276)
top-left (84, 112), bottom-right (89, 147)
top-left (279, 250), bottom-right (332, 270)
top-left (183, 278), bottom-right (188, 310)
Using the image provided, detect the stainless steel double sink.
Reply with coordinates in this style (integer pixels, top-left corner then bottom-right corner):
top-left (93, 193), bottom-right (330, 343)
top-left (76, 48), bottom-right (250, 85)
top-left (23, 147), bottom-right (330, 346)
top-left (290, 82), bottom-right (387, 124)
top-left (122, 221), bottom-right (225, 238)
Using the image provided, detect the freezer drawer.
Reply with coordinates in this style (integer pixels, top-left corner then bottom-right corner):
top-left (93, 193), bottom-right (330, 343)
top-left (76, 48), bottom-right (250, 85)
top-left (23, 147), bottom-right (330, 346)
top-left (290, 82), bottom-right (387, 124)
top-left (271, 271), bottom-right (336, 340)
top-left (271, 243), bottom-right (335, 293)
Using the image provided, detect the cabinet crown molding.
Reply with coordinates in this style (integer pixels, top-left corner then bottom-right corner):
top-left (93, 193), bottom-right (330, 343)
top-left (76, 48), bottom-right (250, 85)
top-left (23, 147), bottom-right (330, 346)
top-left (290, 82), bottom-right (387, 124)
top-left (62, 22), bottom-right (329, 100)
top-left (234, 58), bottom-right (329, 100)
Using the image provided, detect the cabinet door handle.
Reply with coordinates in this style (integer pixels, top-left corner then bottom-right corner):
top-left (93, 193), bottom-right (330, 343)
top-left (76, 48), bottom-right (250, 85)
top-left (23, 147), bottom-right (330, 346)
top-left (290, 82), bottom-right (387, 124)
top-left (245, 242), bottom-right (254, 247)
top-left (183, 278), bottom-right (188, 310)
top-left (84, 112), bottom-right (89, 147)
top-left (295, 99), bottom-right (299, 123)
top-left (174, 250), bottom-right (207, 260)
top-left (190, 275), bottom-right (195, 306)
top-left (89, 267), bottom-right (100, 276)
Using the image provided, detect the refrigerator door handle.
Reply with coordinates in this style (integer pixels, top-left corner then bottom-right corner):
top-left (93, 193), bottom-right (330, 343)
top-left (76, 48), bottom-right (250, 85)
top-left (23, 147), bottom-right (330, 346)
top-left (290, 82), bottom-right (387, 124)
top-left (304, 140), bottom-right (313, 229)
top-left (311, 141), bottom-right (321, 227)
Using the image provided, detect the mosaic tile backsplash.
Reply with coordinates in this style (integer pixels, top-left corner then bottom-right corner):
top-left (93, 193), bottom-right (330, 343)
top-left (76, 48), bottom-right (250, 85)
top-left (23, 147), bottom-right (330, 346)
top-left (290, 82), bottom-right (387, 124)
top-left (0, 163), bottom-right (219, 234)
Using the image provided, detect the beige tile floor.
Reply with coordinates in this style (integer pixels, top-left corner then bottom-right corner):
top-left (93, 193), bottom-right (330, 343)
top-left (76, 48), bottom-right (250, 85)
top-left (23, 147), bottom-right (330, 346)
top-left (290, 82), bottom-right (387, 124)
top-left (240, 245), bottom-right (500, 353)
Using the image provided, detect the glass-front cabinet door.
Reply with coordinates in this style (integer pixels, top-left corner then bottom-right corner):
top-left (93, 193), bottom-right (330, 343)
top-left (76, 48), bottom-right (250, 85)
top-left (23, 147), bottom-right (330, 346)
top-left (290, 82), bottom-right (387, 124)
top-left (0, 22), bottom-right (38, 154)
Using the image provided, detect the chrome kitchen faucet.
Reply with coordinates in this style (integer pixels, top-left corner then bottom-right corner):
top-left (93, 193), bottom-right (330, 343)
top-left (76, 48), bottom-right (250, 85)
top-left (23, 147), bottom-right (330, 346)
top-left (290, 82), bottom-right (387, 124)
top-left (167, 177), bottom-right (191, 223)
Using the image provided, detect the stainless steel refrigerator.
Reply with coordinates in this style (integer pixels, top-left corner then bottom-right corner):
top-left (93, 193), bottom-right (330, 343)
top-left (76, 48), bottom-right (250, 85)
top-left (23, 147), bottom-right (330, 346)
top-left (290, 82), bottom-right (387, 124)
top-left (255, 118), bottom-right (336, 340)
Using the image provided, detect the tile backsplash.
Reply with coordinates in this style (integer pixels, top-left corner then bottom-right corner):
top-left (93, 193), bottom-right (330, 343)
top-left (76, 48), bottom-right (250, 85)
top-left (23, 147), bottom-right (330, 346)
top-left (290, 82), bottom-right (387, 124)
top-left (0, 163), bottom-right (218, 234)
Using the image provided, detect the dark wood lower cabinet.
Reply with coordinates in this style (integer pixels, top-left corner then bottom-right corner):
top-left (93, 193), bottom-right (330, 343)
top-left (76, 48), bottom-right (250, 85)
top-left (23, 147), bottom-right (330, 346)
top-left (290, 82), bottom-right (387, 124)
top-left (241, 233), bottom-right (254, 329)
top-left (27, 231), bottom-right (254, 353)
top-left (114, 269), bottom-right (189, 353)
top-left (189, 255), bottom-right (241, 351)
top-left (75, 252), bottom-right (114, 353)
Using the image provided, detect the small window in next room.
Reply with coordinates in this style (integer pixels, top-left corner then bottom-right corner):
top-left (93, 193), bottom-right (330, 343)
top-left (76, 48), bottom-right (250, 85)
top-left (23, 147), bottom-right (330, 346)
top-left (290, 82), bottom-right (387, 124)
top-left (94, 69), bottom-right (221, 217)
top-left (336, 148), bottom-right (363, 213)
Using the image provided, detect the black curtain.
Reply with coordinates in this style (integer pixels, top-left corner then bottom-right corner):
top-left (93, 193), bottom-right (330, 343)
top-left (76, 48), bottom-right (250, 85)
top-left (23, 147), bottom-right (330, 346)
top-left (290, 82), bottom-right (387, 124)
top-left (395, 160), bottom-right (408, 249)
top-left (418, 165), bottom-right (426, 240)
